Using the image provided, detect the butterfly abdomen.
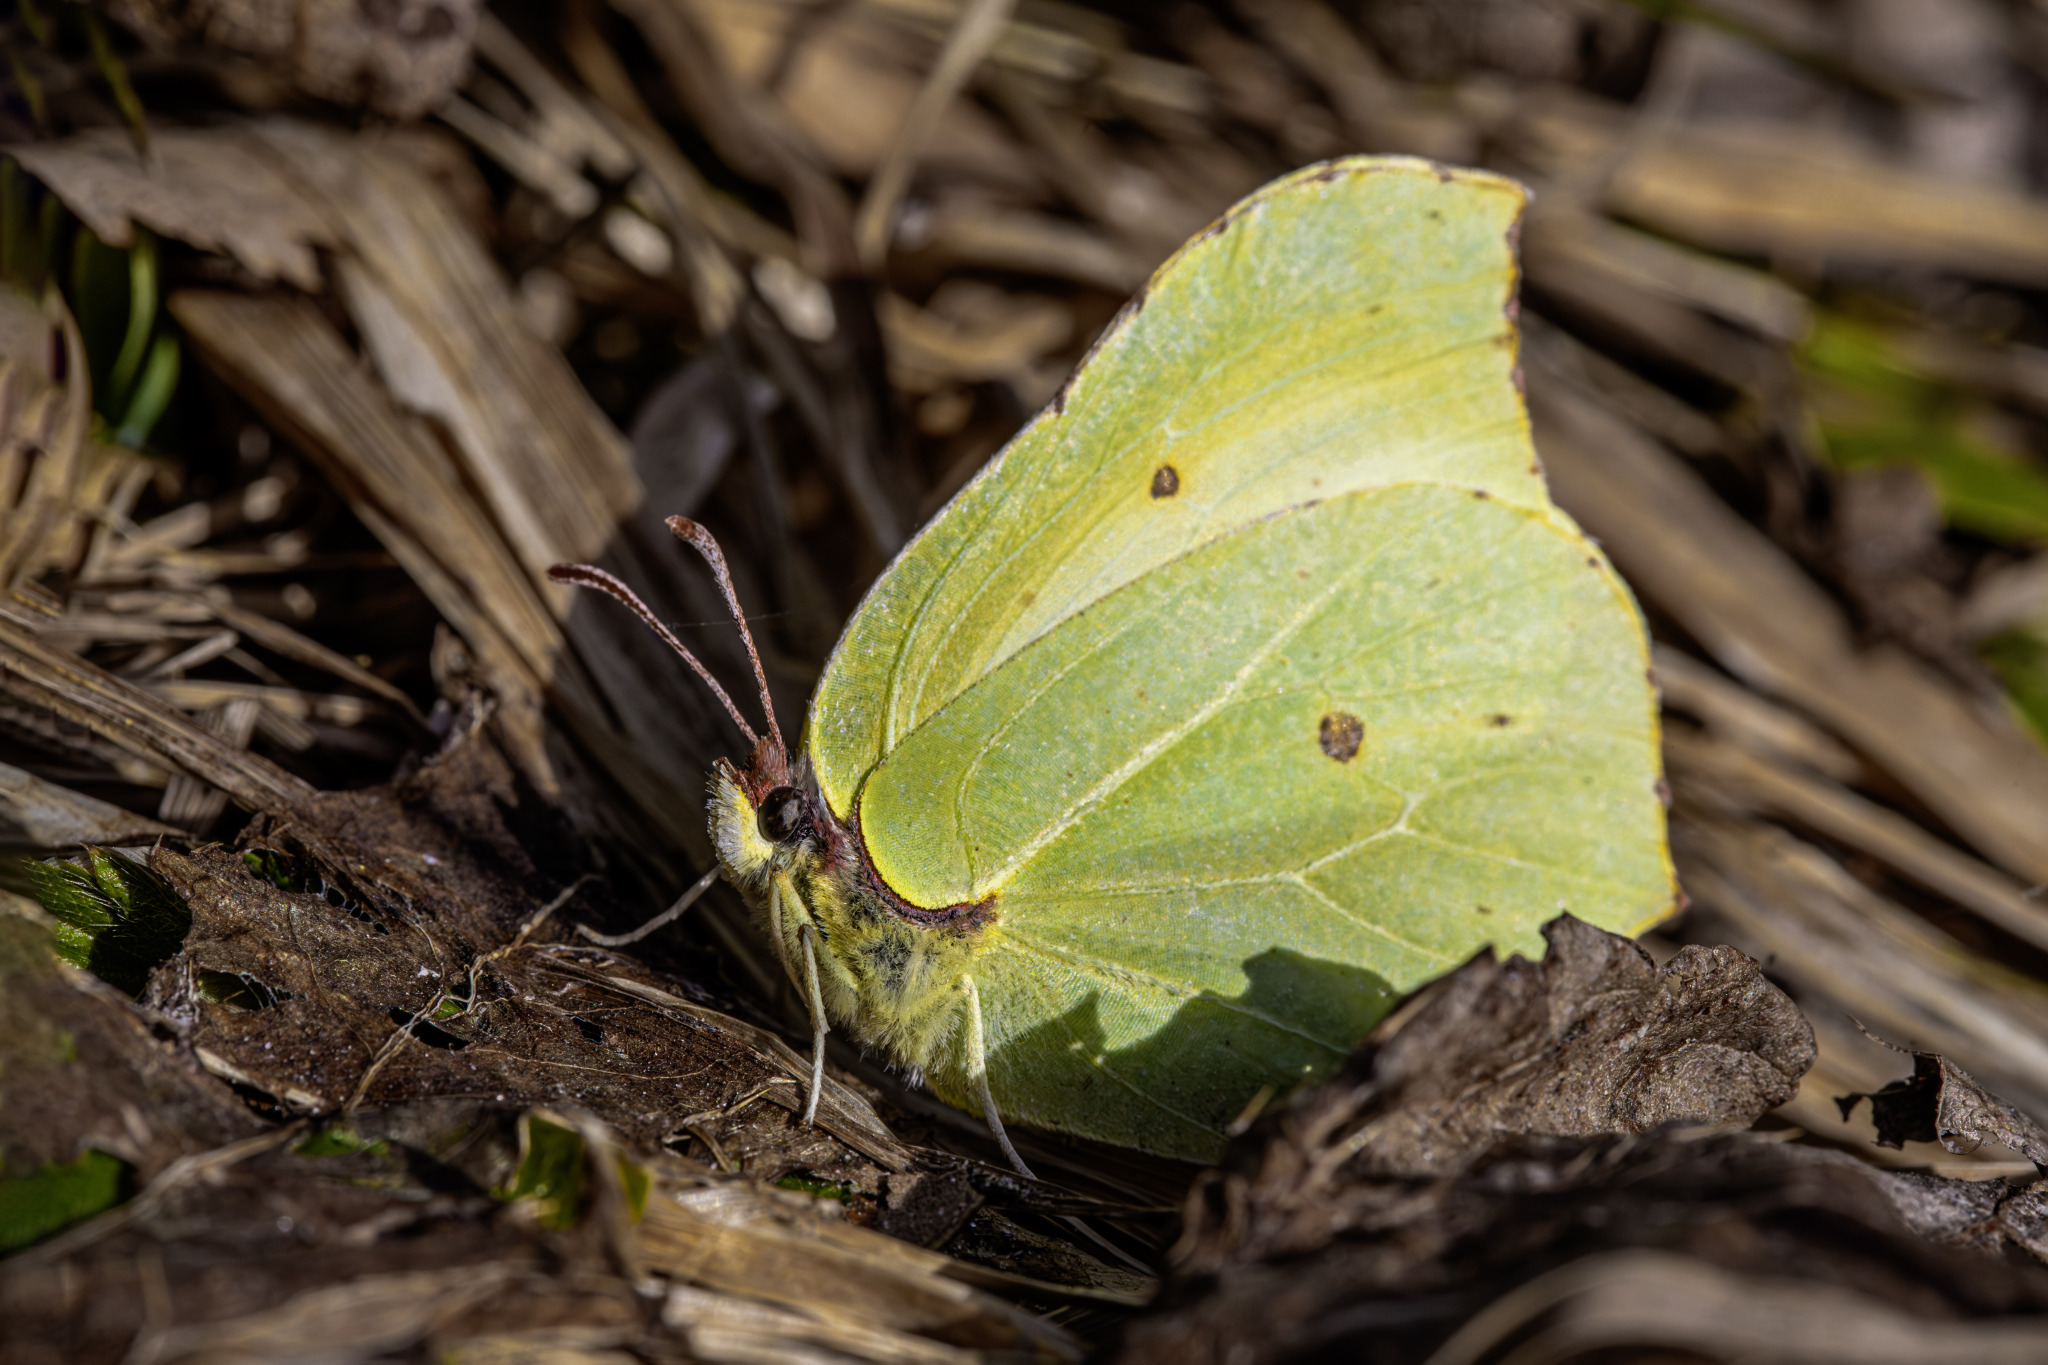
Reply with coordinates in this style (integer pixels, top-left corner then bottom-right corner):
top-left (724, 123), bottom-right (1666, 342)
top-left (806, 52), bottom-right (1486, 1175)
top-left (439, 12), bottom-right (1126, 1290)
top-left (802, 852), bottom-right (992, 1075)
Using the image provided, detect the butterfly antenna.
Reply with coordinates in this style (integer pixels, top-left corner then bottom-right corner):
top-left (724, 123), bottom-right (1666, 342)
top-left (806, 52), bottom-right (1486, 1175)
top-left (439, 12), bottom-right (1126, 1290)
top-left (666, 516), bottom-right (785, 757)
top-left (546, 562), bottom-right (760, 748)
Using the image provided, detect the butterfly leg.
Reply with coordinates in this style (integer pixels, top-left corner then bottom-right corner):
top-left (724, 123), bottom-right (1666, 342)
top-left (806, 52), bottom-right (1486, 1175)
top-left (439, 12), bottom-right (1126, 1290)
top-left (961, 978), bottom-right (1152, 1273)
top-left (961, 974), bottom-right (1034, 1178)
top-left (797, 920), bottom-right (830, 1125)
top-left (768, 876), bottom-right (832, 1125)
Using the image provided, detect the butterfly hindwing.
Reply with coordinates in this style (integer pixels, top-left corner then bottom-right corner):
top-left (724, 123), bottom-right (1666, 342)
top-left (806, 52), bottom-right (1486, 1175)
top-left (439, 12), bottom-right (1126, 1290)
top-left (858, 486), bottom-right (1670, 1155)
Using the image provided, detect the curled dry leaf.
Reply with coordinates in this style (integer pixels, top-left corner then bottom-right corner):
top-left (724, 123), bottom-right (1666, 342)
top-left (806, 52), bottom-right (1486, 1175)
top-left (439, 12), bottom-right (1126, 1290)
top-left (1266, 914), bottom-right (1810, 1190)
top-left (1122, 918), bottom-right (2048, 1365)
top-left (1839, 1036), bottom-right (2048, 1168)
top-left (1166, 913), bottom-right (1816, 1274)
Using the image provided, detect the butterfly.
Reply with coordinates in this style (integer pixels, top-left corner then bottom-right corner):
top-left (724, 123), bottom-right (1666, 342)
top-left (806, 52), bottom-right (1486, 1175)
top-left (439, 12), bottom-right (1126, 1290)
top-left (552, 156), bottom-right (1674, 1168)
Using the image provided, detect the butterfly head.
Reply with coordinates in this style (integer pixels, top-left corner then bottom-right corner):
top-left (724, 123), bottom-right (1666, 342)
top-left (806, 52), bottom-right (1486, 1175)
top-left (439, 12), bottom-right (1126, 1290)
top-left (551, 520), bottom-right (966, 1075)
top-left (707, 743), bottom-right (837, 893)
top-left (549, 516), bottom-right (828, 898)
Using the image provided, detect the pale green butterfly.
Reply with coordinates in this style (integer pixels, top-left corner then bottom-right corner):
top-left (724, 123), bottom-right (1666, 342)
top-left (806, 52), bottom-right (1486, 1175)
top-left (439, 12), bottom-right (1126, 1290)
top-left (553, 156), bottom-right (1675, 1167)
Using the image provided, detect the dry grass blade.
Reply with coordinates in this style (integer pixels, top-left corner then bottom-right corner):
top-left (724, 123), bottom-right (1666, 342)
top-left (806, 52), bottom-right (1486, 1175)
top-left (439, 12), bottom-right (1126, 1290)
top-left (854, 0), bottom-right (1022, 269)
top-left (0, 616), bottom-right (314, 817)
top-left (911, 199), bottom-right (1151, 292)
top-left (1532, 382), bottom-right (2048, 885)
top-left (1420, 1249), bottom-right (2048, 1365)
top-left (0, 760), bottom-right (181, 845)
top-left (1606, 120), bottom-right (2048, 287)
top-left (1666, 728), bottom-right (2048, 954)
top-left (473, 11), bottom-right (634, 181)
top-left (637, 1191), bottom-right (1082, 1361)
top-left (134, 1263), bottom-right (522, 1365)
top-left (1232, 0), bottom-right (1472, 160)
top-left (610, 0), bottom-right (858, 272)
top-left (0, 288), bottom-right (90, 592)
top-left (202, 599), bottom-right (430, 730)
top-left (243, 123), bottom-right (640, 575)
top-left (1654, 646), bottom-right (1860, 781)
top-left (166, 289), bottom-right (574, 799)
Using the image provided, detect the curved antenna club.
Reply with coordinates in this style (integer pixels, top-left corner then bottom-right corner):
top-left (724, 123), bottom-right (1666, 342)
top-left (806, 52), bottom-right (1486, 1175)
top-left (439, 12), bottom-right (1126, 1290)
top-left (546, 562), bottom-right (760, 747)
top-left (666, 516), bottom-right (785, 757)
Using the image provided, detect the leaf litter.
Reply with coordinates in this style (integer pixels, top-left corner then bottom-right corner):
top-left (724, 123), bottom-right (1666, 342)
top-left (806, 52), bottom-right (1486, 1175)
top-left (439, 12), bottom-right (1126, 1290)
top-left (13, 0), bottom-right (2048, 1359)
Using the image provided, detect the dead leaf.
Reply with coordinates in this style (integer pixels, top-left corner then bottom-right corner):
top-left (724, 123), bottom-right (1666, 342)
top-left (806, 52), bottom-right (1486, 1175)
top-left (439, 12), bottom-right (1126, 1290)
top-left (1125, 921), bottom-right (2048, 1365)
top-left (1840, 1040), bottom-right (2048, 1168)
top-left (7, 129), bottom-right (334, 291)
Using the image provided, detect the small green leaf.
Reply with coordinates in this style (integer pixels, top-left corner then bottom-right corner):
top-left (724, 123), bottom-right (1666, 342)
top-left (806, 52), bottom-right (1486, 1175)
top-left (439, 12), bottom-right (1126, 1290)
top-left (494, 1116), bottom-right (586, 1229)
top-left (242, 848), bottom-right (301, 892)
top-left (0, 1150), bottom-right (129, 1253)
top-left (490, 1117), bottom-right (649, 1227)
top-left (22, 851), bottom-right (190, 996)
top-left (25, 860), bottom-right (116, 932)
top-left (292, 1127), bottom-right (389, 1159)
top-left (112, 332), bottom-right (179, 449)
top-left (1983, 628), bottom-right (2048, 751)
top-left (1800, 313), bottom-right (2048, 544)
top-left (774, 1171), bottom-right (854, 1204)
top-left (106, 230), bottom-right (156, 408)
top-left (46, 920), bottom-right (96, 972)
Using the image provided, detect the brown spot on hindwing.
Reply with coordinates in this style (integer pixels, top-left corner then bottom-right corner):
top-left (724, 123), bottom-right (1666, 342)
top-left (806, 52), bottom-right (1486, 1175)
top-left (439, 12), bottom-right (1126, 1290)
top-left (1319, 712), bottom-right (1364, 763)
top-left (1150, 465), bottom-right (1180, 498)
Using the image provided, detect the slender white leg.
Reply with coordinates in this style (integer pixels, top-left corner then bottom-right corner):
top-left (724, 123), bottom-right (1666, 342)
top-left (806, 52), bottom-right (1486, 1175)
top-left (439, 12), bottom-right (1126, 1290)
top-left (960, 978), bottom-right (1149, 1272)
top-left (797, 919), bottom-right (829, 1125)
top-left (962, 974), bottom-right (1034, 1178)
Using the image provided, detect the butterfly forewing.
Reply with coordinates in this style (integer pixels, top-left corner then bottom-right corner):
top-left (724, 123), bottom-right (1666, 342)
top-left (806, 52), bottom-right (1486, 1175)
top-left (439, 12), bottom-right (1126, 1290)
top-left (809, 159), bottom-right (1544, 825)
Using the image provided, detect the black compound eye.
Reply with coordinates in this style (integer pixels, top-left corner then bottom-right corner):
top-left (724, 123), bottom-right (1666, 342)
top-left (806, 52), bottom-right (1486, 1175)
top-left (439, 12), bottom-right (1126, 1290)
top-left (758, 786), bottom-right (807, 843)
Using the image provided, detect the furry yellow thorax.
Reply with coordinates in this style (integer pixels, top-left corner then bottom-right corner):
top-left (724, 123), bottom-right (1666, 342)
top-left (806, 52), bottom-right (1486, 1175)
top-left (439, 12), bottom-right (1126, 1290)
top-left (709, 763), bottom-right (990, 1084)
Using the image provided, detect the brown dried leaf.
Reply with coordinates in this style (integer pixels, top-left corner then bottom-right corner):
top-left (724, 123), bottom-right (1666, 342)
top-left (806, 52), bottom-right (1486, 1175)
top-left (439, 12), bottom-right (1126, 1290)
top-left (1841, 1041), bottom-right (2048, 1167)
top-left (1278, 915), bottom-right (1812, 1189)
top-left (1531, 379), bottom-right (2048, 885)
top-left (1124, 920), bottom-right (2048, 1365)
top-left (0, 615), bottom-right (318, 819)
top-left (7, 129), bottom-right (335, 290)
